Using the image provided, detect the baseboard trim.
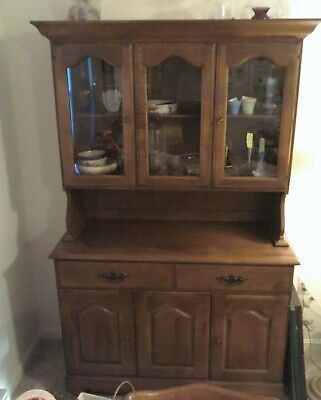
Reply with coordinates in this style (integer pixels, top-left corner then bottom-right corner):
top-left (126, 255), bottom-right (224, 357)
top-left (67, 375), bottom-right (285, 398)
top-left (7, 334), bottom-right (41, 397)
top-left (304, 338), bottom-right (321, 345)
top-left (41, 328), bottom-right (62, 340)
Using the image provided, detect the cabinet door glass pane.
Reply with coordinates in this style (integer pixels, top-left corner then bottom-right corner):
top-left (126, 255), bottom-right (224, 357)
top-left (225, 58), bottom-right (285, 178)
top-left (67, 57), bottom-right (123, 176)
top-left (147, 57), bottom-right (201, 177)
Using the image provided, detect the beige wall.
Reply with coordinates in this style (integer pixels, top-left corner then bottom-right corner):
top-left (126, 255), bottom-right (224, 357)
top-left (0, 0), bottom-right (68, 395)
top-left (0, 0), bottom-right (320, 394)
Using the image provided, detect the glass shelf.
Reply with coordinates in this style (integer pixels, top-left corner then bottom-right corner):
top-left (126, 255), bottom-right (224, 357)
top-left (227, 113), bottom-right (281, 120)
top-left (76, 112), bottom-right (122, 119)
top-left (149, 113), bottom-right (200, 120)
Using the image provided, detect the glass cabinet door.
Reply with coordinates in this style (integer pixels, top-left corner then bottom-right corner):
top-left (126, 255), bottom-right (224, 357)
top-left (214, 43), bottom-right (301, 190)
top-left (53, 44), bottom-right (135, 187)
top-left (136, 44), bottom-right (214, 187)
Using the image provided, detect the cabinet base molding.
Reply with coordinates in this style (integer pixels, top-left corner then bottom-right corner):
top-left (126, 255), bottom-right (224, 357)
top-left (66, 375), bottom-right (286, 399)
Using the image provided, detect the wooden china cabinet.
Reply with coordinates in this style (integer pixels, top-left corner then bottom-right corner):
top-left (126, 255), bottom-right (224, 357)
top-left (33, 19), bottom-right (320, 398)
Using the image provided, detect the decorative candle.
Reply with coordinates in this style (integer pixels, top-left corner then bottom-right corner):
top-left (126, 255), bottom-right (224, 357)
top-left (259, 137), bottom-right (265, 153)
top-left (246, 132), bottom-right (254, 149)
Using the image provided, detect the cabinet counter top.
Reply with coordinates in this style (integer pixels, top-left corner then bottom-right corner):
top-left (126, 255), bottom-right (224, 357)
top-left (50, 219), bottom-right (299, 266)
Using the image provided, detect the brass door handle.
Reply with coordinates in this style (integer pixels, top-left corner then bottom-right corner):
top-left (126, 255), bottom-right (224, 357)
top-left (216, 117), bottom-right (224, 125)
top-left (216, 275), bottom-right (247, 286)
top-left (98, 271), bottom-right (128, 282)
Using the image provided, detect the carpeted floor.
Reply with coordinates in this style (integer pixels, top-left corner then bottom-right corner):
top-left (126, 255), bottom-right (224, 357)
top-left (13, 338), bottom-right (298, 400)
top-left (13, 340), bottom-right (75, 400)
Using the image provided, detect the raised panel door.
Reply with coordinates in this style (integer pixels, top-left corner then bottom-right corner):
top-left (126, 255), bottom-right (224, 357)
top-left (214, 42), bottom-right (301, 190)
top-left (211, 294), bottom-right (289, 382)
top-left (136, 292), bottom-right (210, 378)
top-left (59, 289), bottom-right (136, 376)
top-left (136, 44), bottom-right (215, 188)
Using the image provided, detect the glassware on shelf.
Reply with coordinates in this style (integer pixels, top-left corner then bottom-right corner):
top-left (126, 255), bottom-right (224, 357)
top-left (225, 57), bottom-right (284, 178)
top-left (228, 98), bottom-right (242, 115)
top-left (241, 96), bottom-right (257, 115)
top-left (102, 87), bottom-right (122, 113)
top-left (146, 56), bottom-right (201, 177)
top-left (68, 0), bottom-right (100, 21)
top-left (67, 56), bottom-right (125, 176)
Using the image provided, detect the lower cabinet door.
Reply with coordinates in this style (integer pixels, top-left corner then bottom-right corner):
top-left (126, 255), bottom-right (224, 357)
top-left (136, 292), bottom-right (210, 378)
top-left (211, 294), bottom-right (289, 382)
top-left (59, 289), bottom-right (136, 376)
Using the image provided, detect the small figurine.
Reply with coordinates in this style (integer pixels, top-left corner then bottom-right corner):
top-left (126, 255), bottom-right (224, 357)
top-left (68, 0), bottom-right (100, 21)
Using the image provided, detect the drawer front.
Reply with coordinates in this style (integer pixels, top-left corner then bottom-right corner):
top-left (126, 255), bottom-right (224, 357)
top-left (176, 264), bottom-right (293, 293)
top-left (56, 261), bottom-right (174, 289)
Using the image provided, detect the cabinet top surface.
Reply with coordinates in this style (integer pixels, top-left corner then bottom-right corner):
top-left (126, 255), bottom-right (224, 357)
top-left (31, 19), bottom-right (320, 42)
top-left (50, 219), bottom-right (299, 266)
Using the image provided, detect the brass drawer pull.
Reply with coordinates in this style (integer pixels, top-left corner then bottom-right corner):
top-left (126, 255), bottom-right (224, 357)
top-left (216, 275), bottom-right (247, 286)
top-left (98, 271), bottom-right (128, 282)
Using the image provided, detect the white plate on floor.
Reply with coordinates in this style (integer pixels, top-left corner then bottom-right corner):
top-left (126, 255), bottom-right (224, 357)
top-left (16, 389), bottom-right (56, 400)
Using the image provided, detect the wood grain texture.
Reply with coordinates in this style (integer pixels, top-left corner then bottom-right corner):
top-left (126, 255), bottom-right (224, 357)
top-left (52, 43), bottom-right (136, 188)
top-left (35, 19), bottom-right (311, 394)
top-left (135, 44), bottom-right (214, 188)
top-left (211, 295), bottom-right (289, 382)
top-left (65, 190), bottom-right (86, 241)
top-left (56, 261), bottom-right (174, 290)
top-left (31, 20), bottom-right (320, 43)
top-left (66, 375), bottom-right (287, 398)
top-left (58, 289), bottom-right (136, 376)
top-left (176, 264), bottom-right (293, 293)
top-left (213, 42), bottom-right (301, 191)
top-left (272, 193), bottom-right (289, 247)
top-left (135, 292), bottom-right (210, 378)
top-left (50, 219), bottom-right (299, 265)
top-left (125, 383), bottom-right (275, 400)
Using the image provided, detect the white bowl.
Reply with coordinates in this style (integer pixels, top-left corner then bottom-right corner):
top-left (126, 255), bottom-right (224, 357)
top-left (148, 99), bottom-right (178, 114)
top-left (78, 160), bottom-right (117, 175)
top-left (78, 157), bottom-right (107, 167)
top-left (78, 150), bottom-right (106, 160)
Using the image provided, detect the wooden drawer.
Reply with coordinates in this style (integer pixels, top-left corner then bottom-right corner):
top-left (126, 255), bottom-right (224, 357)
top-left (56, 261), bottom-right (174, 289)
top-left (176, 264), bottom-right (293, 293)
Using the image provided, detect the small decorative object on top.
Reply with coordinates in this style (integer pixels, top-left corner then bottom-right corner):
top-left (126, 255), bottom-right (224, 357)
top-left (213, 0), bottom-right (234, 19)
top-left (252, 7), bottom-right (270, 19)
top-left (68, 0), bottom-right (100, 21)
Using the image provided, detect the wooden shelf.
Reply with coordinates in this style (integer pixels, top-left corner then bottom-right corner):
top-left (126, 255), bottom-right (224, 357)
top-left (228, 113), bottom-right (281, 120)
top-left (76, 112), bottom-right (122, 118)
top-left (50, 219), bottom-right (299, 265)
top-left (149, 112), bottom-right (200, 120)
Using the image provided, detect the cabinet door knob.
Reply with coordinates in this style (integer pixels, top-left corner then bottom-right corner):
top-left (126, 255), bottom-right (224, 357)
top-left (216, 117), bottom-right (224, 125)
top-left (216, 275), bottom-right (247, 286)
top-left (98, 271), bottom-right (128, 282)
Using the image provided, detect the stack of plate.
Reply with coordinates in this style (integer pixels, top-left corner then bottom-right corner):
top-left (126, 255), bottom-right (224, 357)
top-left (77, 150), bottom-right (117, 175)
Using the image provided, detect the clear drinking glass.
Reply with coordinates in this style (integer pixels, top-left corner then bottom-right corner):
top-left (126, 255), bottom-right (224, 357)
top-left (213, 0), bottom-right (233, 19)
top-left (102, 86), bottom-right (122, 113)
